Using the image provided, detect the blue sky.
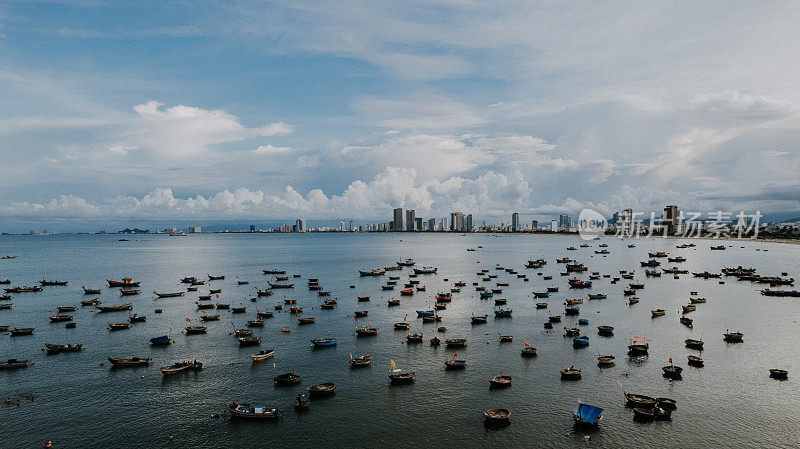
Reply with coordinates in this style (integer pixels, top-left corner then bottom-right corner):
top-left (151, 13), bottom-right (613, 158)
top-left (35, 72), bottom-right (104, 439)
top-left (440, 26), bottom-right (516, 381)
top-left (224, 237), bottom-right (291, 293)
top-left (1, 1), bottom-right (799, 231)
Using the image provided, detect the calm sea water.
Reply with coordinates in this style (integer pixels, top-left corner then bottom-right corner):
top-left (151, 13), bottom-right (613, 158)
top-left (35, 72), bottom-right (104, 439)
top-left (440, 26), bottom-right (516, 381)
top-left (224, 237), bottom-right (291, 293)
top-left (0, 233), bottom-right (798, 447)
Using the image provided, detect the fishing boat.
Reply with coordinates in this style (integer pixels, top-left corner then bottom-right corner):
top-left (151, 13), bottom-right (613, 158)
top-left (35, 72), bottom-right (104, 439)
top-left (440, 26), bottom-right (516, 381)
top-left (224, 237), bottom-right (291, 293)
top-left (627, 337), bottom-right (651, 356)
top-left (568, 278), bottom-right (592, 289)
top-left (388, 360), bottom-right (415, 384)
top-left (687, 355), bottom-right (704, 367)
top-left (723, 330), bottom-right (743, 343)
top-left (274, 372), bottom-right (302, 386)
top-left (769, 369), bottom-right (789, 380)
top-left (356, 325), bottom-right (378, 337)
top-left (55, 305), bottom-right (78, 313)
top-left (573, 403), bottom-right (603, 427)
top-left (119, 289), bottom-right (140, 296)
top-left (234, 329), bottom-right (252, 336)
top-left (268, 282), bottom-right (294, 289)
top-left (255, 289), bottom-right (273, 297)
top-left (471, 314), bottom-right (488, 324)
top-left (560, 367), bottom-right (582, 380)
top-left (680, 316), bottom-right (693, 327)
top-left (0, 359), bottom-right (33, 369)
top-left (262, 269), bottom-right (286, 275)
top-left (640, 260), bottom-right (660, 267)
top-left (445, 338), bottom-right (467, 348)
top-left (413, 267), bottom-right (438, 274)
top-left (499, 334), bottom-right (513, 342)
top-left (394, 322), bottom-right (410, 330)
top-left (521, 343), bottom-right (537, 357)
top-left (668, 256), bottom-right (686, 262)
top-left (445, 354), bottom-right (466, 370)
top-left (350, 354), bottom-right (371, 367)
top-left (494, 308), bottom-right (512, 318)
top-left (535, 302), bottom-right (548, 309)
top-left (208, 274), bottom-right (225, 280)
top-left (565, 307), bottom-right (579, 316)
top-left (82, 287), bottom-right (102, 294)
top-left (597, 355), bottom-right (615, 367)
top-left (407, 332), bottom-right (423, 343)
top-left (48, 314), bottom-right (73, 322)
top-left (624, 392), bottom-right (656, 408)
top-left (107, 357), bottom-right (151, 367)
top-left (685, 338), bottom-right (704, 350)
top-left (9, 327), bottom-right (34, 336)
top-left (154, 291), bottom-right (185, 298)
top-left (564, 328), bottom-right (580, 337)
top-left (150, 335), bottom-right (171, 346)
top-left (185, 326), bottom-right (207, 335)
top-left (692, 271), bottom-right (721, 279)
top-left (572, 336), bottom-right (590, 348)
top-left (532, 291), bottom-right (550, 298)
top-left (633, 407), bottom-right (656, 421)
top-left (682, 304), bottom-right (696, 314)
top-left (662, 364), bottom-right (683, 379)
top-left (489, 374), bottom-right (511, 388)
top-left (238, 337), bottom-right (261, 346)
top-left (597, 325), bottom-right (614, 336)
top-left (95, 304), bottom-right (132, 312)
top-left (160, 360), bottom-right (202, 375)
top-left (209, 289), bottom-right (222, 294)
top-left (216, 303), bottom-right (230, 309)
top-left (587, 293), bottom-right (606, 300)
top-left (549, 315), bottom-right (562, 323)
top-left (4, 286), bottom-right (43, 293)
top-left (359, 269), bottom-right (385, 276)
top-left (483, 408), bottom-right (510, 426)
top-left (430, 336), bottom-right (441, 346)
top-left (710, 245), bottom-right (726, 250)
top-left (180, 277), bottom-right (197, 284)
top-left (80, 298), bottom-right (101, 307)
top-left (306, 382), bottom-right (336, 398)
top-left (663, 267), bottom-right (689, 274)
top-left (689, 297), bottom-right (707, 304)
top-left (44, 343), bottom-right (83, 354)
top-left (200, 314), bottom-right (220, 321)
top-left (227, 401), bottom-right (279, 420)
top-left (311, 338), bottom-right (336, 347)
top-left (107, 322), bottom-right (130, 331)
top-left (107, 278), bottom-right (140, 287)
top-left (651, 309), bottom-right (666, 317)
top-left (298, 316), bottom-right (316, 324)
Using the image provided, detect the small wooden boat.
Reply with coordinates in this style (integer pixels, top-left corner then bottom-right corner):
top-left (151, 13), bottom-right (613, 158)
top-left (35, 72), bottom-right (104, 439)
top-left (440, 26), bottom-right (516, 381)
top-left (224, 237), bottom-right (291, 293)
top-left (0, 359), bottom-right (33, 369)
top-left (723, 330), bottom-right (743, 343)
top-left (256, 290), bottom-right (273, 297)
top-left (234, 328), bottom-right (252, 336)
top-left (359, 269), bottom-right (385, 276)
top-left (573, 403), bottom-right (603, 427)
top-left (490, 375), bottom-right (511, 388)
top-left (298, 316), bottom-right (315, 324)
top-left (572, 336), bottom-right (590, 348)
top-left (445, 338), bottom-right (467, 348)
top-left (687, 355), bottom-right (704, 367)
top-left (208, 274), bottom-right (225, 280)
top-left (200, 314), bottom-right (220, 321)
top-left (560, 367), bottom-right (582, 380)
top-left (128, 314), bottom-right (146, 323)
top-left (119, 289), bottom-right (140, 296)
top-left (769, 369), bottom-right (789, 380)
top-left (10, 327), bottom-right (34, 336)
top-left (549, 315), bottom-right (561, 323)
top-left (197, 303), bottom-right (214, 310)
top-left (624, 393), bottom-right (656, 408)
top-left (268, 282), bottom-right (294, 289)
top-left (251, 349), bottom-right (274, 362)
top-left (150, 335), bottom-right (171, 346)
top-left (597, 325), bottom-right (614, 336)
top-left (356, 325), bottom-right (378, 337)
top-left (82, 287), bottom-right (102, 294)
top-left (685, 338), bottom-right (704, 350)
top-left (689, 297), bottom-right (707, 304)
top-left (96, 304), bottom-right (132, 312)
top-left (471, 314), bottom-right (488, 324)
top-left (160, 360), bottom-right (202, 375)
top-left (499, 335), bottom-right (513, 342)
top-left (107, 357), bottom-right (151, 367)
top-left (494, 309), bottom-right (512, 318)
top-left (40, 279), bottom-right (68, 286)
top-left (682, 304), bottom-right (696, 314)
top-left (394, 322), bottom-right (410, 330)
top-left (662, 364), bottom-right (683, 379)
top-left (294, 394), bottom-right (310, 412)
top-left (185, 326), bottom-right (207, 335)
top-left (521, 344), bottom-right (537, 357)
top-left (227, 401), bottom-right (279, 420)
top-left (445, 357), bottom-right (466, 370)
top-left (483, 408), bottom-right (510, 426)
top-left (651, 309), bottom-right (666, 317)
top-left (535, 302), bottom-right (548, 309)
top-left (680, 316), bottom-right (693, 327)
top-left (263, 269), bottom-right (286, 275)
top-left (81, 298), bottom-right (101, 306)
top-left (350, 354), bottom-right (371, 367)
top-left (274, 372), bottom-right (302, 386)
top-left (108, 322), bottom-right (130, 331)
top-left (310, 337), bottom-right (336, 347)
top-left (107, 278), bottom-right (140, 288)
top-left (232, 306), bottom-right (246, 313)
top-left (215, 303), bottom-right (230, 309)
top-left (406, 332), bottom-right (423, 343)
top-left (238, 337), bottom-right (261, 346)
top-left (44, 343), bottom-right (83, 354)
top-left (154, 291), bottom-right (184, 298)
top-left (564, 307), bottom-right (579, 316)
top-left (48, 314), bottom-right (73, 322)
top-left (633, 407), bottom-right (655, 421)
top-left (209, 288), bottom-right (222, 294)
top-left (308, 382), bottom-right (336, 397)
top-left (354, 310), bottom-right (368, 318)
top-left (4, 286), bottom-right (43, 293)
top-left (597, 355), bottom-right (615, 366)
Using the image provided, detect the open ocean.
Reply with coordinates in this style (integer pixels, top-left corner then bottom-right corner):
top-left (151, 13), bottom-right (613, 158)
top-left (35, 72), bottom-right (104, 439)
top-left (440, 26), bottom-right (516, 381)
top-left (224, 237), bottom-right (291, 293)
top-left (0, 233), bottom-right (798, 447)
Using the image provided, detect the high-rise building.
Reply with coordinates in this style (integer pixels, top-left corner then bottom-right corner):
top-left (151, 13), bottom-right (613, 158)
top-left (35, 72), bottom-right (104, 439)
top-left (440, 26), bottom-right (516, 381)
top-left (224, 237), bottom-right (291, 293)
top-left (531, 220), bottom-right (539, 229)
top-left (296, 219), bottom-right (306, 232)
top-left (415, 217), bottom-right (422, 231)
top-left (465, 214), bottom-right (473, 232)
top-left (559, 214), bottom-right (572, 230)
top-left (393, 208), bottom-right (404, 231)
top-left (427, 218), bottom-right (436, 231)
top-left (250, 225), bottom-right (256, 232)
top-left (406, 209), bottom-right (416, 231)
top-left (511, 213), bottom-right (520, 232)
top-left (663, 205), bottom-right (678, 234)
top-left (440, 218), bottom-right (447, 232)
top-left (551, 220), bottom-right (558, 232)
top-left (349, 221), bottom-right (354, 232)
top-left (188, 226), bottom-right (201, 233)
top-left (450, 212), bottom-right (464, 231)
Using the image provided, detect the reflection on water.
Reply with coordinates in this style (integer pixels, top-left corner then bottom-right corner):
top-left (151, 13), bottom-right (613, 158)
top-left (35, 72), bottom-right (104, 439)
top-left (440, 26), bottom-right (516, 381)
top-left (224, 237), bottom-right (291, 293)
top-left (0, 233), bottom-right (798, 447)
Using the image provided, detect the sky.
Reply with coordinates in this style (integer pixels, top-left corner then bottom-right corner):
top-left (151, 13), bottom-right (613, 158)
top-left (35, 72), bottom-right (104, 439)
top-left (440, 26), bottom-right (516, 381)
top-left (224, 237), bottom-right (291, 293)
top-left (1, 1), bottom-right (800, 231)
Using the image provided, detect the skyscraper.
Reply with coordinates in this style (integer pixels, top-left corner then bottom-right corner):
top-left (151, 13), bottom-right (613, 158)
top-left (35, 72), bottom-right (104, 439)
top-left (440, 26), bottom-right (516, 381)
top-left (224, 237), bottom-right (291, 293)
top-left (415, 217), bottom-right (422, 231)
top-left (406, 209), bottom-right (416, 231)
top-left (464, 214), bottom-right (473, 232)
top-left (427, 218), bottom-right (436, 231)
top-left (663, 205), bottom-right (678, 234)
top-left (559, 214), bottom-right (572, 230)
top-left (393, 208), bottom-right (403, 231)
top-left (511, 212), bottom-right (520, 232)
top-left (450, 212), bottom-right (464, 231)
top-left (531, 220), bottom-right (539, 229)
top-left (296, 219), bottom-right (306, 232)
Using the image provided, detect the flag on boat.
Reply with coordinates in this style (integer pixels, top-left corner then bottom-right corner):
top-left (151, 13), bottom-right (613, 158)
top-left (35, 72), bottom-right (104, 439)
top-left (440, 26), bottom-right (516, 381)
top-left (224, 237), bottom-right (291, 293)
top-left (186, 318), bottom-right (191, 322)
top-left (669, 358), bottom-right (672, 364)
top-left (390, 359), bottom-right (397, 371)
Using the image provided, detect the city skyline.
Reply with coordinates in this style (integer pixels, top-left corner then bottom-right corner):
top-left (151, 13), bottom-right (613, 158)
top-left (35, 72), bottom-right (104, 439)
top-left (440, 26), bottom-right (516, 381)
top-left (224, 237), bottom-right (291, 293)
top-left (2, 2), bottom-right (800, 232)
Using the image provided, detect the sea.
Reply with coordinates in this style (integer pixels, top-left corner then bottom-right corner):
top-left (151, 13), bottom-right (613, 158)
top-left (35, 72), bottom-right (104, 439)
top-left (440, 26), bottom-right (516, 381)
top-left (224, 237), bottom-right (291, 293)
top-left (0, 233), bottom-right (798, 447)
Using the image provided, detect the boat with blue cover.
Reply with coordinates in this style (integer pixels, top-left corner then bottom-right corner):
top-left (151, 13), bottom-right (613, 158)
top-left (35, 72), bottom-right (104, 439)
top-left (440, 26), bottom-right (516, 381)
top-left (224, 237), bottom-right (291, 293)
top-left (310, 338), bottom-right (336, 347)
top-left (573, 403), bottom-right (603, 427)
top-left (416, 310), bottom-right (435, 318)
top-left (573, 336), bottom-right (590, 347)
